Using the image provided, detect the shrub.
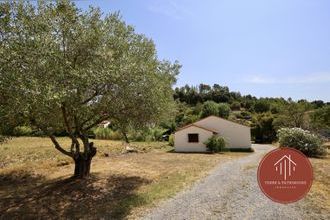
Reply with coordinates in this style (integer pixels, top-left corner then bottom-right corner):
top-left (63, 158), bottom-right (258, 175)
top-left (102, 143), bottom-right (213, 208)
top-left (230, 101), bottom-right (241, 111)
top-left (218, 103), bottom-right (231, 119)
top-left (148, 128), bottom-right (167, 141)
top-left (92, 128), bottom-right (123, 140)
top-left (12, 126), bottom-right (33, 136)
top-left (109, 130), bottom-right (123, 140)
top-left (277, 127), bottom-right (326, 157)
top-left (252, 113), bottom-right (276, 143)
top-left (240, 111), bottom-right (252, 120)
top-left (168, 134), bottom-right (174, 146)
top-left (128, 128), bottom-right (166, 142)
top-left (310, 106), bottom-right (330, 130)
top-left (253, 100), bottom-right (270, 113)
top-left (204, 135), bottom-right (227, 153)
top-left (128, 131), bottom-right (146, 142)
top-left (201, 101), bottom-right (219, 118)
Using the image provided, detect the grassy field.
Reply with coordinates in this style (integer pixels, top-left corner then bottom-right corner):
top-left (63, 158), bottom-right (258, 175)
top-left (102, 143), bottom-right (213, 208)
top-left (302, 155), bottom-right (330, 217)
top-left (0, 137), bottom-right (248, 219)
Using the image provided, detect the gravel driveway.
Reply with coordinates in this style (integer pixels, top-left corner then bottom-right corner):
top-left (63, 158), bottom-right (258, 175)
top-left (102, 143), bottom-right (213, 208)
top-left (143, 144), bottom-right (309, 220)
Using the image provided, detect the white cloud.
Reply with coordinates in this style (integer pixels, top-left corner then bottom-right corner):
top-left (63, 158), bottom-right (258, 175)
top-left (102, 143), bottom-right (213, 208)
top-left (246, 72), bottom-right (330, 84)
top-left (147, 0), bottom-right (191, 20)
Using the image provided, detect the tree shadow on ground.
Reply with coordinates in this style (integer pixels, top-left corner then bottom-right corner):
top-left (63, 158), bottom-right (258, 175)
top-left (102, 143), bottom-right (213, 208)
top-left (0, 170), bottom-right (150, 219)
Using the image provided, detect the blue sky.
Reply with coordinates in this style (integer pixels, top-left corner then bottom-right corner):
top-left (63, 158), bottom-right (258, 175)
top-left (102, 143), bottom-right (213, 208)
top-left (76, 0), bottom-right (330, 101)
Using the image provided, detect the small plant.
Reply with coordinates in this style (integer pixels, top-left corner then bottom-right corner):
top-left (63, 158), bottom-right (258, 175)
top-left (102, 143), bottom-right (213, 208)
top-left (204, 135), bottom-right (227, 153)
top-left (277, 127), bottom-right (326, 157)
top-left (92, 128), bottom-right (123, 140)
top-left (168, 134), bottom-right (174, 146)
top-left (12, 126), bottom-right (33, 136)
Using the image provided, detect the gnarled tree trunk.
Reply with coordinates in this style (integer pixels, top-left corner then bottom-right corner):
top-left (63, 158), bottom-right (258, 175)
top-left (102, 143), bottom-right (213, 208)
top-left (73, 142), bottom-right (97, 178)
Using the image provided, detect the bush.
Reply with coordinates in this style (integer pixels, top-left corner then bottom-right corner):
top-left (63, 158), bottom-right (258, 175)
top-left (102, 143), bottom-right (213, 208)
top-left (92, 128), bottom-right (123, 140)
top-left (109, 130), bottom-right (123, 140)
top-left (204, 135), bottom-right (227, 153)
top-left (230, 101), bottom-right (241, 111)
top-left (310, 106), bottom-right (330, 130)
top-left (218, 103), bottom-right (231, 119)
top-left (240, 111), bottom-right (252, 120)
top-left (253, 100), bottom-right (270, 113)
top-left (12, 126), bottom-right (33, 136)
top-left (93, 127), bottom-right (168, 142)
top-left (252, 113), bottom-right (276, 143)
top-left (201, 101), bottom-right (219, 118)
top-left (148, 128), bottom-right (167, 141)
top-left (168, 134), bottom-right (174, 146)
top-left (128, 131), bottom-right (146, 142)
top-left (128, 127), bottom-right (167, 142)
top-left (277, 127), bottom-right (326, 157)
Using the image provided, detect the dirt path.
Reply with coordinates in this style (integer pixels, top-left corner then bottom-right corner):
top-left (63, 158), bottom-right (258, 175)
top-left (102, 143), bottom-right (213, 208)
top-left (143, 144), bottom-right (308, 220)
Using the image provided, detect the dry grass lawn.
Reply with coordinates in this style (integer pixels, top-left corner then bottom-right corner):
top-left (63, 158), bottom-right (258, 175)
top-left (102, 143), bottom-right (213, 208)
top-left (302, 155), bottom-right (330, 217)
top-left (0, 137), bottom-right (248, 219)
top-left (272, 141), bottom-right (330, 217)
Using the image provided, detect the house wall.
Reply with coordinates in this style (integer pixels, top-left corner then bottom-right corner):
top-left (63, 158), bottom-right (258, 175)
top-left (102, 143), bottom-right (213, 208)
top-left (174, 126), bottom-right (213, 152)
top-left (194, 116), bottom-right (251, 148)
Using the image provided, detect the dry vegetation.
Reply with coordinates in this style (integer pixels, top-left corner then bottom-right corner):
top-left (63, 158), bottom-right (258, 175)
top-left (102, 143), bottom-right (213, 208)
top-left (0, 137), bottom-right (247, 219)
top-left (302, 154), bottom-right (330, 218)
top-left (272, 141), bottom-right (330, 217)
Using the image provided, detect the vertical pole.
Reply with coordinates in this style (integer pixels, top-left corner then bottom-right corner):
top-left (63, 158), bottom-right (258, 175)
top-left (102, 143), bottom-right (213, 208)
top-left (284, 159), bottom-right (287, 180)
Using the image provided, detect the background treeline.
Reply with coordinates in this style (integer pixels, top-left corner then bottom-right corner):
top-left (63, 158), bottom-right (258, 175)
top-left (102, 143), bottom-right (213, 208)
top-left (172, 84), bottom-right (329, 143)
top-left (9, 83), bottom-right (330, 143)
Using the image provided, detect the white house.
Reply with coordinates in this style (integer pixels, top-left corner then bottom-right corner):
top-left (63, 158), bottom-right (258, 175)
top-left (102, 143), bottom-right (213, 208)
top-left (174, 115), bottom-right (251, 152)
top-left (98, 120), bottom-right (111, 128)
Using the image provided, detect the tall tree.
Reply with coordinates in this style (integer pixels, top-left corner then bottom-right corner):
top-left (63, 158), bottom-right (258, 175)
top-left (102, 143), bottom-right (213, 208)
top-left (0, 1), bottom-right (180, 178)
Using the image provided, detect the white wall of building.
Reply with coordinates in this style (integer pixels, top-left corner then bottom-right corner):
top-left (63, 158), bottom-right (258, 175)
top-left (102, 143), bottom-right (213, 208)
top-left (194, 116), bottom-right (251, 148)
top-left (174, 126), bottom-right (213, 152)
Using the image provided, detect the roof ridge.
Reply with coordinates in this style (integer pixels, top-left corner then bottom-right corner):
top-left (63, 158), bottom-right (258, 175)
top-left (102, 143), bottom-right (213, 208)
top-left (176, 115), bottom-right (250, 132)
top-left (176, 123), bottom-right (218, 133)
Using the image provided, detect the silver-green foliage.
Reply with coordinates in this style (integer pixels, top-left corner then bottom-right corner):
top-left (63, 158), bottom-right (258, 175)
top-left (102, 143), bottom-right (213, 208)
top-left (0, 1), bottom-right (180, 160)
top-left (277, 127), bottom-right (326, 157)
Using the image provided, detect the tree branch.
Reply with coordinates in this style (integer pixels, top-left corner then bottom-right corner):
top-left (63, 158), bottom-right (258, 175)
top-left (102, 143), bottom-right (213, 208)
top-left (80, 115), bottom-right (97, 128)
top-left (81, 90), bottom-right (99, 105)
top-left (82, 114), bottom-right (110, 131)
top-left (49, 135), bottom-right (73, 157)
top-left (61, 103), bottom-right (73, 134)
top-left (61, 103), bottom-right (80, 153)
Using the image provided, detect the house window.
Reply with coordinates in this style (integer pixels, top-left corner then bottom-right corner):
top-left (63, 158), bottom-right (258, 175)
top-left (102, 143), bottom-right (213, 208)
top-left (188, 133), bottom-right (199, 143)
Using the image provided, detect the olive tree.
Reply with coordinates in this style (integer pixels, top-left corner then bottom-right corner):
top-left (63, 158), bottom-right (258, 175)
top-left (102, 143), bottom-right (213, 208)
top-left (0, 1), bottom-right (180, 178)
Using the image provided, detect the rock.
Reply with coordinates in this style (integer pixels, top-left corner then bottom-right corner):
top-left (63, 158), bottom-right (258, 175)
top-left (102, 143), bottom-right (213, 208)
top-left (125, 146), bottom-right (138, 153)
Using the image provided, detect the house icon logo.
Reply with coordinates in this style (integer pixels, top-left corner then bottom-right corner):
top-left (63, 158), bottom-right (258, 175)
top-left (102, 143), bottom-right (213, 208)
top-left (257, 148), bottom-right (313, 204)
top-left (274, 154), bottom-right (297, 180)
